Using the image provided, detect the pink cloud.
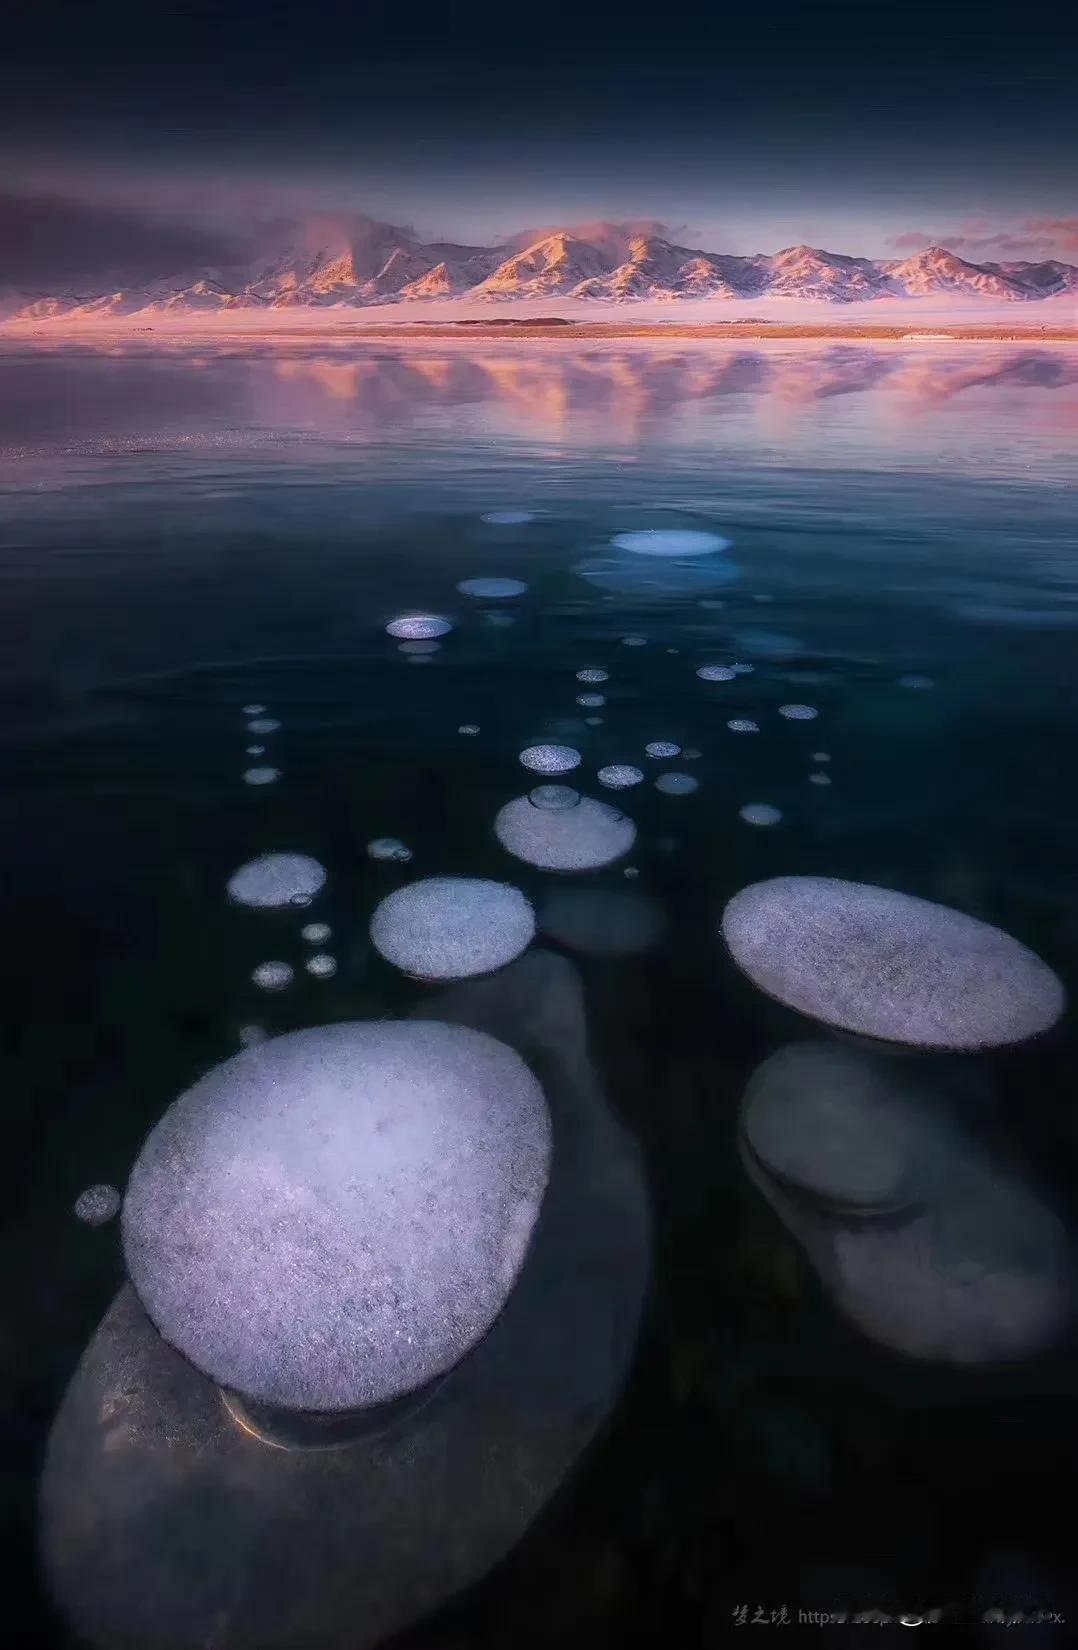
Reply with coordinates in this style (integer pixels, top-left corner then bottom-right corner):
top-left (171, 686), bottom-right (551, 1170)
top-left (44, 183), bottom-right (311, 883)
top-left (887, 216), bottom-right (1078, 263)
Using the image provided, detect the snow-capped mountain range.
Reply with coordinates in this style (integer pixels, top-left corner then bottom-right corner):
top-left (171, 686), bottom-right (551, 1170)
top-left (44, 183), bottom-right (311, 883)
top-left (5, 217), bottom-right (1077, 319)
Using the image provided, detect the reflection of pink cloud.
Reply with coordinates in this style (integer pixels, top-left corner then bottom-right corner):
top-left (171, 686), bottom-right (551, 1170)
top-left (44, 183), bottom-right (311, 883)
top-left (888, 216), bottom-right (1078, 261)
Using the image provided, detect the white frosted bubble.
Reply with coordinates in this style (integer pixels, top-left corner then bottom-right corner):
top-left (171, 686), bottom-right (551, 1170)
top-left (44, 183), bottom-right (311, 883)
top-left (623, 866), bottom-right (640, 879)
top-left (242, 703), bottom-right (266, 716)
top-left (739, 804), bottom-right (783, 827)
top-left (541, 888), bottom-right (667, 957)
top-left (238, 1023), bottom-right (268, 1047)
top-left (812, 751), bottom-right (831, 763)
top-left (720, 876), bottom-right (1066, 1051)
top-left (655, 772), bottom-right (699, 796)
top-left (243, 767), bottom-right (280, 786)
top-left (645, 741), bottom-right (680, 759)
top-left (575, 668), bottom-right (609, 684)
top-left (779, 704), bottom-right (819, 721)
top-left (74, 1184), bottom-right (121, 1226)
top-left (305, 953), bottom-right (338, 979)
top-left (809, 772), bottom-right (832, 786)
top-left (621, 635), bottom-right (647, 647)
top-left (246, 745), bottom-right (265, 756)
top-left (458, 723), bottom-right (480, 735)
top-left (122, 1020), bottom-right (551, 1410)
top-left (481, 509), bottom-right (534, 525)
top-left (227, 852), bottom-right (327, 911)
top-left (529, 784), bottom-right (580, 810)
top-left (598, 764), bottom-right (644, 790)
top-left (610, 529), bottom-right (732, 558)
top-left (576, 693), bottom-right (606, 708)
top-left (665, 648), bottom-right (679, 655)
top-left (370, 876), bottom-right (535, 980)
top-left (697, 665), bottom-right (736, 682)
top-left (252, 961), bottom-right (293, 992)
top-left (247, 718), bottom-right (281, 734)
top-left (495, 793), bottom-right (636, 872)
top-left (519, 743), bottom-right (582, 775)
top-left (367, 837), bottom-right (413, 863)
top-left (386, 613), bottom-right (452, 640)
top-left (398, 639), bottom-right (441, 655)
top-left (899, 674), bottom-right (935, 690)
top-left (728, 719), bottom-right (760, 734)
top-left (301, 922), bottom-right (332, 944)
top-left (457, 577), bottom-right (528, 598)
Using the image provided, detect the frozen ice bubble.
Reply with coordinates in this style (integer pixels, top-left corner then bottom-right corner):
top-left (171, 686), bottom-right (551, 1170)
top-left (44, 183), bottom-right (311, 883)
top-left (74, 1184), bottom-right (121, 1227)
top-left (598, 765), bottom-right (644, 790)
top-left (655, 773), bottom-right (699, 796)
top-left (484, 612), bottom-right (515, 629)
top-left (301, 923), bottom-right (332, 945)
top-left (529, 785), bottom-right (580, 810)
top-left (251, 961), bottom-right (293, 992)
top-left (541, 888), bottom-right (667, 957)
top-left (481, 510), bottom-right (534, 525)
top-left (247, 718), bottom-right (281, 734)
top-left (731, 662), bottom-right (755, 675)
top-left (457, 577), bottom-right (528, 598)
top-left (728, 719), bottom-right (760, 734)
top-left (370, 876), bottom-right (536, 981)
top-left (386, 614), bottom-right (452, 640)
top-left (575, 668), bottom-right (609, 684)
top-left (610, 529), bottom-right (732, 558)
top-left (721, 876), bottom-right (1066, 1051)
top-left (367, 838), bottom-right (413, 864)
top-left (398, 639), bottom-right (441, 655)
top-left (519, 744), bottom-right (582, 775)
top-left (246, 745), bottom-right (265, 756)
top-left (898, 674), bottom-right (935, 690)
top-left (621, 635), bottom-right (647, 647)
top-left (697, 665), bottom-right (736, 682)
top-left (812, 751), bottom-right (831, 763)
top-left (495, 793), bottom-right (636, 872)
top-left (645, 741), bottom-right (680, 759)
top-left (121, 1020), bottom-right (551, 1410)
top-left (584, 716), bottom-right (603, 727)
top-left (809, 772), bottom-right (832, 786)
top-left (779, 704), bottom-right (818, 721)
top-left (575, 694), bottom-right (606, 708)
top-left (243, 768), bottom-right (280, 786)
top-left (242, 704), bottom-right (266, 716)
top-left (458, 724), bottom-right (480, 736)
top-left (623, 866), bottom-right (640, 879)
top-left (739, 804), bottom-right (783, 827)
top-left (682, 747), bottom-right (702, 760)
top-left (305, 953), bottom-right (338, 979)
top-left (227, 853), bottom-right (327, 911)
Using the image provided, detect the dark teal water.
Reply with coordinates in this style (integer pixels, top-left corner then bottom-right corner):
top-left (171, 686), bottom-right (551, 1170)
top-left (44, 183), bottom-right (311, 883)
top-left (3, 340), bottom-right (1078, 1643)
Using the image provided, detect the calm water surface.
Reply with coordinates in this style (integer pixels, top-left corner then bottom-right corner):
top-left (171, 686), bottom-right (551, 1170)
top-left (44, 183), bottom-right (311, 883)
top-left (3, 339), bottom-right (1078, 1643)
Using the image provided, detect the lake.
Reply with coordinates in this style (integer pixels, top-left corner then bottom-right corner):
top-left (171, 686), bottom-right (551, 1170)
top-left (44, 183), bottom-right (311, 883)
top-left (3, 337), bottom-right (1078, 1643)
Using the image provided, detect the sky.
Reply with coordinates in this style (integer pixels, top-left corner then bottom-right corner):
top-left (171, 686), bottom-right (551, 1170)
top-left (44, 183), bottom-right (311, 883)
top-left (3, 0), bottom-right (1076, 285)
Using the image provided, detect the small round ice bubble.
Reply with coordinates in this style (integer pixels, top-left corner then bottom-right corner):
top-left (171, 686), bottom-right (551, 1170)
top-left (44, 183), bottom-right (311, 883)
top-left (481, 509), bottom-right (534, 524)
top-left (576, 668), bottom-right (609, 684)
top-left (246, 745), bottom-right (265, 757)
top-left (367, 837), bottom-right (413, 864)
top-left (728, 719), bottom-right (759, 734)
top-left (301, 922), bottom-right (332, 944)
top-left (247, 718), bottom-right (280, 734)
top-left (227, 852), bottom-right (327, 911)
top-left (370, 876), bottom-right (535, 980)
top-left (656, 772), bottom-right (699, 796)
top-left (458, 724), bottom-right (480, 736)
top-left (621, 635), bottom-right (647, 647)
top-left (598, 765), bottom-right (644, 790)
top-left (386, 613), bottom-right (452, 640)
top-left (812, 751), bottom-right (831, 763)
top-left (610, 529), bottom-right (732, 558)
top-left (731, 662), bottom-right (755, 675)
top-left (519, 744), bottom-right (582, 775)
top-left (252, 961), bottom-right (294, 992)
top-left (576, 693), bottom-right (606, 708)
top-left (697, 665), bottom-right (736, 682)
top-left (456, 577), bottom-right (528, 599)
top-left (398, 639), bottom-right (441, 655)
top-left (73, 1184), bottom-right (121, 1226)
top-left (646, 741), bottom-right (680, 759)
top-left (740, 804), bottom-right (783, 827)
top-left (809, 772), bottom-right (832, 787)
top-left (243, 767), bottom-right (280, 786)
top-left (242, 704), bottom-right (266, 716)
top-left (305, 953), bottom-right (338, 979)
top-left (779, 704), bottom-right (819, 721)
top-left (899, 674), bottom-right (935, 690)
top-left (530, 784), bottom-right (580, 810)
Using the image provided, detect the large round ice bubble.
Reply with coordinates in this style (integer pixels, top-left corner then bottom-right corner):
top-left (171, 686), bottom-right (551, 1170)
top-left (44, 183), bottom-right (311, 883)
top-left (122, 1021), bottom-right (552, 1412)
top-left (722, 877), bottom-right (1065, 1051)
top-left (227, 853), bottom-right (327, 911)
top-left (370, 876), bottom-right (535, 980)
top-left (495, 793), bottom-right (636, 872)
top-left (610, 529), bottom-right (732, 558)
top-left (386, 614), bottom-right (452, 640)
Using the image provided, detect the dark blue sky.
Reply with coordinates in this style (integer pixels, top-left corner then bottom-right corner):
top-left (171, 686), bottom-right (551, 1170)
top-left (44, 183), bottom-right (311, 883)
top-left (3, 0), bottom-right (1075, 260)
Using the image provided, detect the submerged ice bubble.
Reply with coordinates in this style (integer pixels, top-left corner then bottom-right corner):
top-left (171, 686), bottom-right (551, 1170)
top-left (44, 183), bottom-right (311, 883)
top-left (645, 741), bottom-right (680, 759)
top-left (301, 922), bottom-right (332, 944)
top-left (809, 772), bottom-right (832, 786)
top-left (728, 719), bottom-right (760, 734)
top-left (576, 693), bottom-right (605, 708)
top-left (598, 765), bottom-right (644, 790)
top-left (529, 784), bottom-right (580, 810)
top-left (655, 772), bottom-right (699, 796)
top-left (610, 529), bottom-right (732, 558)
top-left (398, 639), bottom-right (441, 655)
top-left (305, 953), bottom-right (337, 979)
top-left (458, 724), bottom-right (480, 736)
top-left (721, 876), bottom-right (1065, 1051)
top-left (246, 745), bottom-right (265, 756)
top-left (367, 838), bottom-right (413, 863)
top-left (481, 509), bottom-right (534, 525)
top-left (247, 718), bottom-right (281, 734)
top-left (457, 577), bottom-right (528, 599)
top-left (243, 767), bottom-right (280, 786)
top-left (621, 635), bottom-right (647, 647)
top-left (242, 704), bottom-right (266, 716)
top-left (779, 704), bottom-right (819, 721)
top-left (251, 961), bottom-right (293, 992)
top-left (495, 793), bottom-right (636, 872)
top-left (74, 1184), bottom-right (121, 1227)
top-left (898, 674), bottom-right (935, 690)
top-left (121, 1020), bottom-right (551, 1411)
top-left (386, 614), bottom-right (453, 640)
top-left (227, 853), bottom-right (327, 911)
top-left (541, 888), bottom-right (667, 957)
top-left (519, 744), bottom-right (582, 775)
top-left (370, 876), bottom-right (535, 981)
top-left (739, 804), bottom-right (783, 827)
